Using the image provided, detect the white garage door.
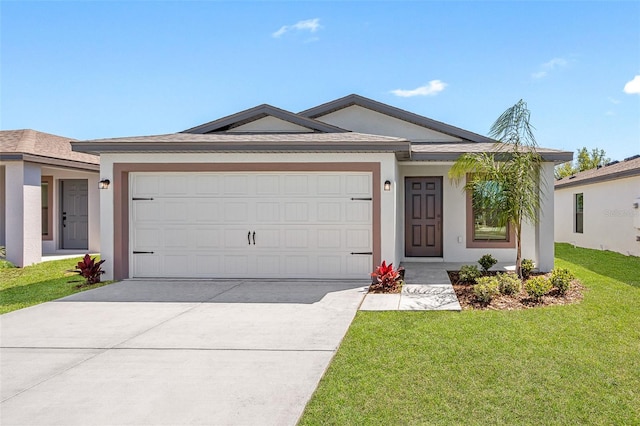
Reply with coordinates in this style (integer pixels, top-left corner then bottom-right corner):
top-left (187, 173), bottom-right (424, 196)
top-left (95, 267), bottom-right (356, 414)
top-left (130, 172), bottom-right (373, 279)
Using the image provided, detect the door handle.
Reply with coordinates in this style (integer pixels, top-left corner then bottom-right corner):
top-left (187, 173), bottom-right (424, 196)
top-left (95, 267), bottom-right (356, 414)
top-left (62, 215), bottom-right (67, 228)
top-left (252, 231), bottom-right (256, 245)
top-left (248, 231), bottom-right (251, 245)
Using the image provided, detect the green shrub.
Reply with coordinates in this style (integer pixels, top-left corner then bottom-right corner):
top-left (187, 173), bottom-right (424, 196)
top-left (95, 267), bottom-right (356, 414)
top-left (525, 276), bottom-right (551, 301)
top-left (474, 276), bottom-right (500, 303)
top-left (550, 268), bottom-right (575, 295)
top-left (0, 259), bottom-right (15, 269)
top-left (0, 245), bottom-right (5, 258)
top-left (497, 273), bottom-right (521, 295)
top-left (521, 258), bottom-right (535, 279)
top-left (459, 265), bottom-right (481, 283)
top-left (478, 254), bottom-right (498, 274)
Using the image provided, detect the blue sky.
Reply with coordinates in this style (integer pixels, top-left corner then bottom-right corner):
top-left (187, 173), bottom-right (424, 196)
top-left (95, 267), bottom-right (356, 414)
top-left (2, 1), bottom-right (639, 162)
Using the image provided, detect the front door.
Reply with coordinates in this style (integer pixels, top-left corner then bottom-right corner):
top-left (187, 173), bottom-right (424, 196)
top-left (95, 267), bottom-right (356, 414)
top-left (61, 179), bottom-right (89, 249)
top-left (405, 177), bottom-right (442, 257)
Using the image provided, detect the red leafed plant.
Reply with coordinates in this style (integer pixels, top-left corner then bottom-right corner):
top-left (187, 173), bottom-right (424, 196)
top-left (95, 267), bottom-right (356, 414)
top-left (74, 254), bottom-right (106, 285)
top-left (369, 261), bottom-right (404, 293)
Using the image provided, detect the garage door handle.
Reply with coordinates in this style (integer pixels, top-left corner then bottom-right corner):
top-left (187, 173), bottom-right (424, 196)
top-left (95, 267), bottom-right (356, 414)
top-left (133, 251), bottom-right (154, 254)
top-left (248, 231), bottom-right (251, 245)
top-left (252, 231), bottom-right (256, 245)
top-left (350, 252), bottom-right (373, 255)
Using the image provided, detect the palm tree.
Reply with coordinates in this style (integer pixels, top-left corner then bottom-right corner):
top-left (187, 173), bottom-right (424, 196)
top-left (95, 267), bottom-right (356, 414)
top-left (449, 100), bottom-right (544, 277)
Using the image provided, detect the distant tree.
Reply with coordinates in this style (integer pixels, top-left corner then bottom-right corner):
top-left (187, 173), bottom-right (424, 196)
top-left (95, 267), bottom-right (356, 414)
top-left (554, 147), bottom-right (610, 179)
top-left (576, 147), bottom-right (610, 171)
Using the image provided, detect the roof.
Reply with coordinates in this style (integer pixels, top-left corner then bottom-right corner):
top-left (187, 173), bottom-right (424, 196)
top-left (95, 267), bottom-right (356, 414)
top-left (0, 129), bottom-right (99, 170)
top-left (410, 142), bottom-right (573, 162)
top-left (555, 155), bottom-right (640, 189)
top-left (71, 132), bottom-right (411, 154)
top-left (299, 94), bottom-right (496, 144)
top-left (71, 94), bottom-right (570, 162)
top-left (183, 104), bottom-right (347, 134)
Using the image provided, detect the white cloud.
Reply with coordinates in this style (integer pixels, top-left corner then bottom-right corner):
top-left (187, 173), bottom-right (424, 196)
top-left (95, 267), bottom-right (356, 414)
top-left (532, 57), bottom-right (568, 79)
top-left (605, 110), bottom-right (615, 116)
top-left (272, 18), bottom-right (321, 38)
top-left (623, 75), bottom-right (640, 94)
top-left (608, 97), bottom-right (620, 104)
top-left (390, 80), bottom-right (447, 97)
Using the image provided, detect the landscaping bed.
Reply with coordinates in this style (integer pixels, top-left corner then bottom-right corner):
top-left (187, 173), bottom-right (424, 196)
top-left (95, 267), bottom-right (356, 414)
top-left (449, 270), bottom-right (584, 310)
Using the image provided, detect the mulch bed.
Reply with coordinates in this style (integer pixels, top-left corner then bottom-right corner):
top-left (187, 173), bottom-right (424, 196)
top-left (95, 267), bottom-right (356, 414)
top-left (448, 271), bottom-right (585, 310)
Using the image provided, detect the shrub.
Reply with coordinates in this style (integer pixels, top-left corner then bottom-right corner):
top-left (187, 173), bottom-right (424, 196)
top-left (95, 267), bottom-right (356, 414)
top-left (73, 254), bottom-right (106, 285)
top-left (370, 261), bottom-right (404, 293)
top-left (474, 276), bottom-right (500, 303)
top-left (459, 265), bottom-right (481, 283)
top-left (550, 268), bottom-right (575, 295)
top-left (497, 273), bottom-right (521, 295)
top-left (525, 276), bottom-right (551, 301)
top-left (521, 258), bottom-right (535, 279)
top-left (0, 245), bottom-right (5, 258)
top-left (0, 259), bottom-right (15, 269)
top-left (478, 254), bottom-right (498, 274)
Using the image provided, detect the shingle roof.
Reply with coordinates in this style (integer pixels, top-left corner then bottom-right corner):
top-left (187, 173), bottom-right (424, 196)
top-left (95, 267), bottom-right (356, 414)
top-left (555, 155), bottom-right (640, 188)
top-left (410, 142), bottom-right (573, 162)
top-left (299, 94), bottom-right (496, 144)
top-left (71, 132), bottom-right (411, 154)
top-left (0, 129), bottom-right (99, 166)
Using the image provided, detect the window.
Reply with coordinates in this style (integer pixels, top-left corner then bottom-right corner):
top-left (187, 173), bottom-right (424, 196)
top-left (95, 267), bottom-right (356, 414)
top-left (466, 178), bottom-right (515, 248)
top-left (574, 193), bottom-right (583, 234)
top-left (41, 176), bottom-right (53, 240)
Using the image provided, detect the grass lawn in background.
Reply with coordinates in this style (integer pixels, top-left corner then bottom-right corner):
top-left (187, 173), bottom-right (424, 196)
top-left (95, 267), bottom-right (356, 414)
top-left (0, 256), bottom-right (112, 314)
top-left (300, 244), bottom-right (640, 425)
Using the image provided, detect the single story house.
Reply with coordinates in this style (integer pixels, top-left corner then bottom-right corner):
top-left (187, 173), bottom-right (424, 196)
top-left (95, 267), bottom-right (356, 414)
top-left (0, 130), bottom-right (101, 267)
top-left (555, 155), bottom-right (640, 257)
top-left (72, 94), bottom-right (572, 281)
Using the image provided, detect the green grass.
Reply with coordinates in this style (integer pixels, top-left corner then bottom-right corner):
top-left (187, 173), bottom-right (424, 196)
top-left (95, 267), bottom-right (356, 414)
top-left (0, 256), bottom-right (112, 314)
top-left (300, 244), bottom-right (640, 425)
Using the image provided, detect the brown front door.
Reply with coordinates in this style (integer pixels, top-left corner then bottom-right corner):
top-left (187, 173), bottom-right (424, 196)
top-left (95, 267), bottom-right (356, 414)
top-left (405, 177), bottom-right (442, 257)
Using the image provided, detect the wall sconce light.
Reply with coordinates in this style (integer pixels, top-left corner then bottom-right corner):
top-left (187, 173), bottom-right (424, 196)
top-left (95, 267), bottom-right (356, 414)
top-left (384, 180), bottom-right (392, 191)
top-left (99, 179), bottom-right (110, 190)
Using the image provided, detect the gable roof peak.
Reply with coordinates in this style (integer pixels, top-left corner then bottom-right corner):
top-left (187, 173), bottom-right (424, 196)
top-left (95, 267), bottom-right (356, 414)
top-left (300, 93), bottom-right (495, 144)
top-left (183, 103), bottom-right (348, 134)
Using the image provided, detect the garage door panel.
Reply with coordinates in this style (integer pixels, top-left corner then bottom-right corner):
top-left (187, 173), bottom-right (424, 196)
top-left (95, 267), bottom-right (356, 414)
top-left (194, 175), bottom-right (221, 195)
top-left (195, 202), bottom-right (222, 222)
top-left (164, 228), bottom-right (189, 248)
top-left (195, 229), bottom-right (221, 248)
top-left (133, 228), bottom-right (160, 249)
top-left (131, 172), bottom-right (373, 279)
top-left (163, 255), bottom-right (189, 276)
top-left (255, 202), bottom-right (280, 222)
top-left (224, 202), bottom-right (249, 222)
top-left (196, 255), bottom-right (221, 275)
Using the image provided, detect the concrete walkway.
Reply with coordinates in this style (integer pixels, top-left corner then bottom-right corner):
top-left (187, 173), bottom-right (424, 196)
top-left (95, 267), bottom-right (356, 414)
top-left (360, 262), bottom-right (462, 311)
top-left (0, 279), bottom-right (366, 426)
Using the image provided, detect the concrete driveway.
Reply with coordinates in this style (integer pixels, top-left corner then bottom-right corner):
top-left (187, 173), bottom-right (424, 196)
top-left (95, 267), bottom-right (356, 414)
top-left (0, 279), bottom-right (366, 426)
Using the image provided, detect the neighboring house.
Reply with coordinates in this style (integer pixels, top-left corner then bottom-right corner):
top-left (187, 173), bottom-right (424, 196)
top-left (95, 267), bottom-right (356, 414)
top-left (72, 94), bottom-right (571, 281)
top-left (555, 155), bottom-right (640, 257)
top-left (0, 130), bottom-right (100, 267)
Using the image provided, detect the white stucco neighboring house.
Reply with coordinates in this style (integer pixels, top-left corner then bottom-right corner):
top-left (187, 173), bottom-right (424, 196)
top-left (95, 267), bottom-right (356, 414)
top-left (72, 94), bottom-right (572, 281)
top-left (555, 155), bottom-right (640, 257)
top-left (0, 130), bottom-right (100, 267)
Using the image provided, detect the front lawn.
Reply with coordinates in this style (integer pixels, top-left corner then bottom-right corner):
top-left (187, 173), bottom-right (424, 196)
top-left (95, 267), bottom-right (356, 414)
top-left (0, 256), bottom-right (112, 314)
top-left (300, 244), bottom-right (640, 424)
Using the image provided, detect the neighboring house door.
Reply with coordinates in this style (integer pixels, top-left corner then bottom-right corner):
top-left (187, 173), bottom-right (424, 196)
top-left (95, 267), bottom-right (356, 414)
top-left (405, 177), bottom-right (442, 257)
top-left (61, 179), bottom-right (89, 249)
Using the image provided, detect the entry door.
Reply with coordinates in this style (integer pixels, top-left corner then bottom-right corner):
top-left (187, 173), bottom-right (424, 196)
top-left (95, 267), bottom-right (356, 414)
top-left (405, 177), bottom-right (442, 257)
top-left (61, 179), bottom-right (89, 249)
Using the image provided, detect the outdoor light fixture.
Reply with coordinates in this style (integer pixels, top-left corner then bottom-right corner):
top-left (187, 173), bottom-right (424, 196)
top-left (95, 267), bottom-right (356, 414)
top-left (384, 180), bottom-right (392, 191)
top-left (99, 179), bottom-right (110, 189)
